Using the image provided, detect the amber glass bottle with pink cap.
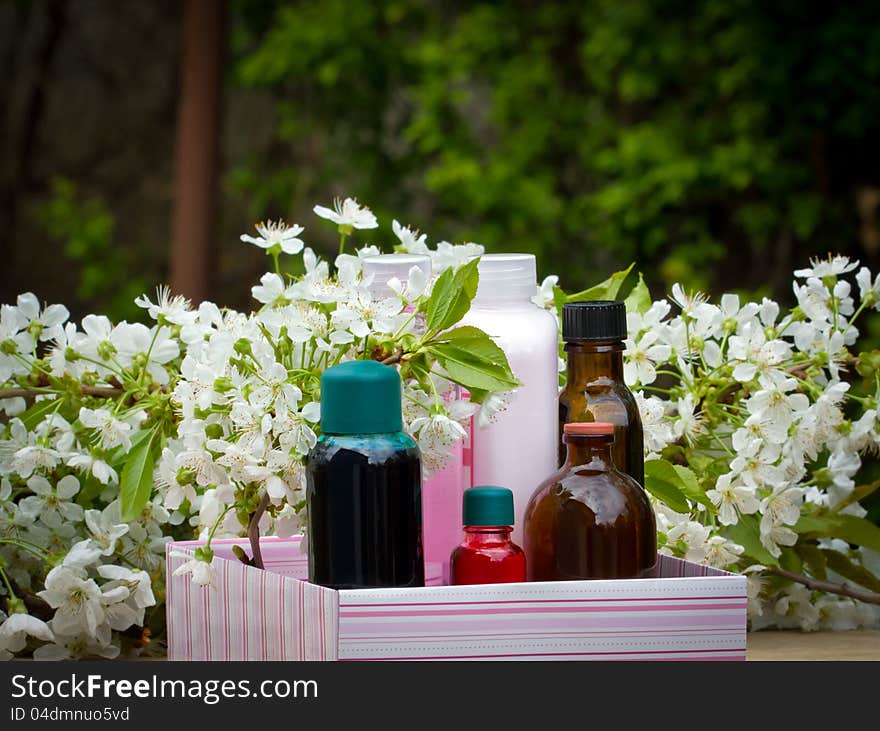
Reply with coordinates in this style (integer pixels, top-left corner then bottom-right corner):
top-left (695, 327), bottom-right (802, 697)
top-left (523, 422), bottom-right (657, 581)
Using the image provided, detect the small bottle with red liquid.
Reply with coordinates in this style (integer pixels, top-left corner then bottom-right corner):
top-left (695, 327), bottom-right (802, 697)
top-left (450, 486), bottom-right (526, 585)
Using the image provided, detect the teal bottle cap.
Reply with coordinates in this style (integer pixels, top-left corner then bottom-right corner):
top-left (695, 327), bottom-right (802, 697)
top-left (320, 360), bottom-right (403, 434)
top-left (463, 486), bottom-right (515, 527)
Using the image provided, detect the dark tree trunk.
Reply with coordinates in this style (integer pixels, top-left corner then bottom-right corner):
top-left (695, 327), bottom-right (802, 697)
top-left (169, 0), bottom-right (225, 303)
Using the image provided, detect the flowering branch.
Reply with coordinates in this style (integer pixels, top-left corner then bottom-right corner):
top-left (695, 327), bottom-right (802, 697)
top-left (247, 492), bottom-right (271, 571)
top-left (767, 566), bottom-right (880, 606)
top-left (0, 385), bottom-right (124, 399)
top-left (380, 349), bottom-right (404, 365)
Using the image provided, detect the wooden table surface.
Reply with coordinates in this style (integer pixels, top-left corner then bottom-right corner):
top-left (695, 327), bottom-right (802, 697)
top-left (747, 630), bottom-right (880, 661)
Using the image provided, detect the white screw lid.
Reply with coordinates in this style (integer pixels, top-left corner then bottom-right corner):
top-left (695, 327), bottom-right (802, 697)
top-left (471, 253), bottom-right (538, 302)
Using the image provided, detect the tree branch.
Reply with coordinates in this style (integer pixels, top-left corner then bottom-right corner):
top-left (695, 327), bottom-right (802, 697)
top-left (246, 492), bottom-right (271, 571)
top-left (0, 385), bottom-right (124, 400)
top-left (380, 349), bottom-right (403, 365)
top-left (767, 566), bottom-right (880, 606)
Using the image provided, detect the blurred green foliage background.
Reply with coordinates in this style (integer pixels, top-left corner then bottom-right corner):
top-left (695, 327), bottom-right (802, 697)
top-left (4, 0), bottom-right (880, 319)
top-left (228, 0), bottom-right (880, 296)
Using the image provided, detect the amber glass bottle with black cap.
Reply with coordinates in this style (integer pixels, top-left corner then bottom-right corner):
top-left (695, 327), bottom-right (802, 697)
top-left (559, 300), bottom-right (644, 487)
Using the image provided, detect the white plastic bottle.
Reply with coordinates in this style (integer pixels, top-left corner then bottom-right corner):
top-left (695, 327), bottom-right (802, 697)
top-left (362, 253), bottom-right (432, 299)
top-left (460, 253), bottom-right (559, 546)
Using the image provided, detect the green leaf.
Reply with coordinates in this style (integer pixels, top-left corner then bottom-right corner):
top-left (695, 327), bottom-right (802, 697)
top-left (793, 514), bottom-right (841, 535)
top-left (821, 549), bottom-right (880, 593)
top-left (671, 464), bottom-right (711, 507)
top-left (107, 428), bottom-right (154, 468)
top-left (430, 347), bottom-right (519, 391)
top-left (643, 459), bottom-right (691, 514)
top-left (623, 273), bottom-right (652, 315)
top-left (425, 258), bottom-right (480, 333)
top-left (119, 427), bottom-right (160, 522)
top-left (725, 514), bottom-right (779, 567)
top-left (779, 547), bottom-right (803, 574)
top-left (464, 387), bottom-right (489, 405)
top-left (19, 398), bottom-right (63, 430)
top-left (797, 544), bottom-right (828, 580)
top-left (835, 514), bottom-right (880, 552)
top-left (566, 263), bottom-right (634, 302)
top-left (839, 479), bottom-right (880, 509)
top-left (429, 327), bottom-right (520, 392)
top-left (438, 326), bottom-right (516, 370)
top-left (75, 474), bottom-right (106, 507)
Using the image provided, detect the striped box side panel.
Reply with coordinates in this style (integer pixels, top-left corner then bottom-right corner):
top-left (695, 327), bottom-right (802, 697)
top-left (166, 542), bottom-right (337, 661)
top-left (337, 557), bottom-right (746, 661)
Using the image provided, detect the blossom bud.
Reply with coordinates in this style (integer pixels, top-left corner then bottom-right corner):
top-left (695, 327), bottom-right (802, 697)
top-left (812, 467), bottom-right (832, 488)
top-left (856, 350), bottom-right (880, 379)
top-left (97, 341), bottom-right (117, 360)
top-left (204, 423), bottom-right (224, 439)
top-left (213, 377), bottom-right (234, 393)
top-left (6, 595), bottom-right (26, 615)
top-left (176, 467), bottom-right (196, 486)
top-left (234, 338), bottom-right (253, 357)
top-left (1, 339), bottom-right (17, 355)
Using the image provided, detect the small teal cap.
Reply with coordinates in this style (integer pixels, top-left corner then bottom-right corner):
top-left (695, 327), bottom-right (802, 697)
top-left (320, 360), bottom-right (403, 434)
top-left (463, 486), bottom-right (515, 527)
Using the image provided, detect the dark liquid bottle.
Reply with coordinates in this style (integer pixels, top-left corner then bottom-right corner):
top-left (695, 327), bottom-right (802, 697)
top-left (524, 422), bottom-right (657, 581)
top-left (306, 360), bottom-right (424, 589)
top-left (450, 486), bottom-right (526, 585)
top-left (307, 433), bottom-right (423, 589)
top-left (559, 301), bottom-right (644, 487)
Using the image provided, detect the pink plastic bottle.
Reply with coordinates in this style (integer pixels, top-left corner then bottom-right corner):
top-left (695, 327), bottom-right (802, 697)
top-left (363, 253), bottom-right (466, 585)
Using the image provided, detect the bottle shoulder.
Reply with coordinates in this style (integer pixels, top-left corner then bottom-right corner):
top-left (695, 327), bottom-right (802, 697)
top-left (462, 303), bottom-right (558, 335)
top-left (309, 432), bottom-right (420, 464)
top-left (561, 377), bottom-right (641, 415)
top-left (531, 465), bottom-right (652, 511)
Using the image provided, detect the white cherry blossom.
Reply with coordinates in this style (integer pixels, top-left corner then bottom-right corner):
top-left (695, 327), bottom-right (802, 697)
top-left (241, 220), bottom-right (305, 255)
top-left (0, 614), bottom-right (54, 659)
top-left (19, 475), bottom-right (83, 523)
top-left (856, 267), bottom-right (880, 308)
top-left (37, 566), bottom-right (106, 636)
top-left (171, 551), bottom-right (216, 587)
top-left (706, 473), bottom-right (760, 526)
top-left (623, 331), bottom-right (671, 386)
top-left (313, 197), bottom-right (378, 229)
top-left (393, 219), bottom-right (429, 253)
top-left (794, 255), bottom-right (858, 279)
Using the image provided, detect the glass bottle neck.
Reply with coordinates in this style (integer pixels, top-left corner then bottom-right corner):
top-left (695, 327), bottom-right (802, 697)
top-left (565, 341), bottom-right (625, 381)
top-left (564, 435), bottom-right (615, 470)
top-left (462, 526), bottom-right (514, 545)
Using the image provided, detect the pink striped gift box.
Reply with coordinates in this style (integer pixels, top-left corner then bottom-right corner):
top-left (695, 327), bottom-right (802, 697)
top-left (166, 536), bottom-right (747, 661)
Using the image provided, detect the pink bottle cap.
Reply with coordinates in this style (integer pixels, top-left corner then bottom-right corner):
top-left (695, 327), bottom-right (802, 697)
top-left (564, 422), bottom-right (615, 436)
